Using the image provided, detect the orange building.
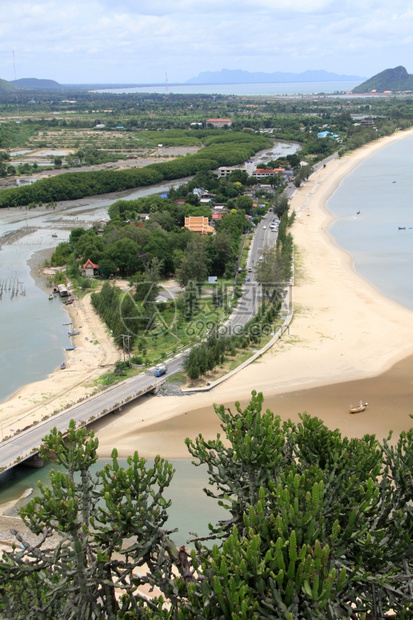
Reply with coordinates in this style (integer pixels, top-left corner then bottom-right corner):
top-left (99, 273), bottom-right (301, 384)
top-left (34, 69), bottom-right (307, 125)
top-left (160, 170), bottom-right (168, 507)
top-left (184, 216), bottom-right (215, 235)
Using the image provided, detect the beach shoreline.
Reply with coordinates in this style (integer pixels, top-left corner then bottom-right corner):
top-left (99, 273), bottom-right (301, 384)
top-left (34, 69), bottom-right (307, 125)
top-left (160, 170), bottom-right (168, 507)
top-left (1, 129), bottom-right (413, 459)
top-left (93, 128), bottom-right (413, 457)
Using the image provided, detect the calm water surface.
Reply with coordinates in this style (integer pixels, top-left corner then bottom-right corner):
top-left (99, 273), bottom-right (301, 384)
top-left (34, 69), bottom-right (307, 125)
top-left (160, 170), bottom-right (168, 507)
top-left (0, 458), bottom-right (225, 545)
top-left (327, 133), bottom-right (413, 310)
top-left (96, 80), bottom-right (362, 97)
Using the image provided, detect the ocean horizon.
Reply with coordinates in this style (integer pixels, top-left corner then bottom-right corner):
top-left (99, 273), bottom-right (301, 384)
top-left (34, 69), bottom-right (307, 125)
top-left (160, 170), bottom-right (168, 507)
top-left (95, 80), bottom-right (363, 97)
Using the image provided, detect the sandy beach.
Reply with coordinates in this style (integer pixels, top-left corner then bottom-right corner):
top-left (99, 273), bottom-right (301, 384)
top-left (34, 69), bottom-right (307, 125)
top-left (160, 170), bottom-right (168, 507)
top-left (2, 129), bottom-right (413, 460)
top-left (93, 128), bottom-right (413, 457)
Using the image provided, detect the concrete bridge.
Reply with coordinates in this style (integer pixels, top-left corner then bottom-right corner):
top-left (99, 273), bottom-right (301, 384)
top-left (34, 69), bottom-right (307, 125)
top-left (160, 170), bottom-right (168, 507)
top-left (0, 372), bottom-right (168, 475)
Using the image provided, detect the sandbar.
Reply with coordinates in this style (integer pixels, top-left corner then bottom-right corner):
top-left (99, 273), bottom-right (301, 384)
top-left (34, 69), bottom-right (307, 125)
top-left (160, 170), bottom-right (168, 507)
top-left (94, 128), bottom-right (413, 457)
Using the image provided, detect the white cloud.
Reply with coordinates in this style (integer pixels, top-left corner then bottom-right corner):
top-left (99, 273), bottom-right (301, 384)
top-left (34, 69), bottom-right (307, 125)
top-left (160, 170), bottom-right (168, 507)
top-left (0, 0), bottom-right (412, 83)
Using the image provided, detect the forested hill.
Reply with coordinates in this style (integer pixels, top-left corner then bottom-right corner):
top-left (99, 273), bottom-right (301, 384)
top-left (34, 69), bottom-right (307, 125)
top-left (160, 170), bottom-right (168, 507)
top-left (14, 78), bottom-right (65, 90)
top-left (0, 77), bottom-right (14, 92)
top-left (352, 66), bottom-right (413, 93)
top-left (0, 77), bottom-right (64, 91)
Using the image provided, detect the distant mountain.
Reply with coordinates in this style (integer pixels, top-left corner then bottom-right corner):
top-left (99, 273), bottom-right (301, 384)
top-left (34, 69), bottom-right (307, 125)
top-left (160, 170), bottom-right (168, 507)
top-left (0, 77), bottom-right (65, 92)
top-left (0, 77), bottom-right (15, 92)
top-left (13, 78), bottom-right (65, 90)
top-left (186, 69), bottom-right (365, 85)
top-left (351, 66), bottom-right (413, 93)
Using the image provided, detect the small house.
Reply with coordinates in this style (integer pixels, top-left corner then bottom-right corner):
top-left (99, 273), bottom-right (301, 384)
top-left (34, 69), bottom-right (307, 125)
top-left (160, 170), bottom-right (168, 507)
top-left (82, 259), bottom-right (99, 279)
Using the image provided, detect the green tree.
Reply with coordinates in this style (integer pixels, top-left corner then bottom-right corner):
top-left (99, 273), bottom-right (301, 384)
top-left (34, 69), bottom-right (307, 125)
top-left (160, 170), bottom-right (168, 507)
top-left (2, 397), bottom-right (413, 619)
top-left (0, 421), bottom-right (177, 620)
top-left (255, 244), bottom-right (289, 298)
top-left (184, 394), bottom-right (413, 618)
top-left (176, 235), bottom-right (209, 286)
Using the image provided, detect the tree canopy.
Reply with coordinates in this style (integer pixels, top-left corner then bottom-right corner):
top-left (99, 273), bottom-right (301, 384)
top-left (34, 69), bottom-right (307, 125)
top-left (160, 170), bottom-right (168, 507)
top-left (1, 394), bottom-right (413, 619)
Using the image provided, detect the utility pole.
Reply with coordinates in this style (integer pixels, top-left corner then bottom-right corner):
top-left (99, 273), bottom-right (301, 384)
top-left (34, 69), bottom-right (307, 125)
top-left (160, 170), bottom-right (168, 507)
top-left (121, 334), bottom-right (131, 364)
top-left (12, 49), bottom-right (18, 106)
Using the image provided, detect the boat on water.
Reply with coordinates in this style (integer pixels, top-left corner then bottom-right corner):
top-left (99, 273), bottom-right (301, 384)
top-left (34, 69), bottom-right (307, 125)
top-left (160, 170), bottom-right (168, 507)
top-left (48, 294), bottom-right (54, 300)
top-left (349, 400), bottom-right (368, 414)
top-left (398, 226), bottom-right (406, 230)
top-left (65, 346), bottom-right (77, 351)
top-left (68, 331), bottom-right (80, 336)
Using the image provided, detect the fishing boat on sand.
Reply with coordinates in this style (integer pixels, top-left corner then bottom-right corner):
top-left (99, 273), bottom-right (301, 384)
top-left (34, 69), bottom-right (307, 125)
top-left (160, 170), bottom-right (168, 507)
top-left (349, 400), bottom-right (368, 414)
top-left (60, 363), bottom-right (66, 370)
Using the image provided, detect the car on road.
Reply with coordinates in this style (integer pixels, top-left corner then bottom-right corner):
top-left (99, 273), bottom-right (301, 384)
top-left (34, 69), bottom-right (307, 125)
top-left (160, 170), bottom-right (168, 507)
top-left (154, 365), bottom-right (167, 377)
top-left (248, 267), bottom-right (252, 272)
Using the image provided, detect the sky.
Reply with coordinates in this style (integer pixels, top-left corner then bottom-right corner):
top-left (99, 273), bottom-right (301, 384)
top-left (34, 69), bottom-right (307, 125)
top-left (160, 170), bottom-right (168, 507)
top-left (0, 0), bottom-right (412, 85)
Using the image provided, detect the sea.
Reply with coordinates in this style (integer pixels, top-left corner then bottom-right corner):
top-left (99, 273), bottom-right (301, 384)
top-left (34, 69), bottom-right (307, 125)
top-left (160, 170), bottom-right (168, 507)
top-left (326, 133), bottom-right (413, 310)
top-left (96, 80), bottom-right (362, 97)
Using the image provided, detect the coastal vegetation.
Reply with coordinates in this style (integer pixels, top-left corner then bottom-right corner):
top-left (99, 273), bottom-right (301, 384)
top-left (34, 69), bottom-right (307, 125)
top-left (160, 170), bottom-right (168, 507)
top-left (1, 394), bottom-right (413, 619)
top-left (1, 88), bottom-right (412, 204)
top-left (46, 163), bottom-right (294, 381)
top-left (0, 131), bottom-right (271, 207)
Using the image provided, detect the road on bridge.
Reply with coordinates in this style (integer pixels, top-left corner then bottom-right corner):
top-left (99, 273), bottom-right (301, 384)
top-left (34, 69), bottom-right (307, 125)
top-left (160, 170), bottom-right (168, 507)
top-left (0, 216), bottom-right (279, 472)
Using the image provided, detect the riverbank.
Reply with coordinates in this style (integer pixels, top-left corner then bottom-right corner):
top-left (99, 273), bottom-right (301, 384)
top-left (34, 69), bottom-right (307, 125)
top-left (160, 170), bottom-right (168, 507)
top-left (93, 129), bottom-right (413, 458)
top-left (0, 277), bottom-right (121, 437)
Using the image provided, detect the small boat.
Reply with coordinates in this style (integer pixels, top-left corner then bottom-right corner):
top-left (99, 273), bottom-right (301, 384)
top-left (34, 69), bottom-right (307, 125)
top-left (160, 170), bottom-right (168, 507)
top-left (398, 226), bottom-right (406, 230)
top-left (52, 233), bottom-right (58, 238)
top-left (60, 363), bottom-right (66, 370)
top-left (63, 322), bottom-right (72, 326)
top-left (65, 346), bottom-right (77, 351)
top-left (349, 400), bottom-right (368, 414)
top-left (68, 331), bottom-right (80, 336)
top-left (48, 294), bottom-right (54, 300)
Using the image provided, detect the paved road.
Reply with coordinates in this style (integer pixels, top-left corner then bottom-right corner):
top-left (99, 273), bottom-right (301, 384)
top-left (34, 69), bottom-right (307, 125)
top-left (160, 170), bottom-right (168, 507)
top-left (0, 218), bottom-right (277, 472)
top-left (0, 372), bottom-right (169, 470)
top-left (0, 177), bottom-right (298, 473)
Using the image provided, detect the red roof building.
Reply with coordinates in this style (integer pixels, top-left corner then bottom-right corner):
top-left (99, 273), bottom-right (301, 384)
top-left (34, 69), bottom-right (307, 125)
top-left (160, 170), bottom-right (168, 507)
top-left (82, 259), bottom-right (99, 278)
top-left (206, 118), bottom-right (232, 128)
